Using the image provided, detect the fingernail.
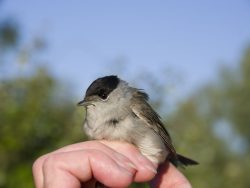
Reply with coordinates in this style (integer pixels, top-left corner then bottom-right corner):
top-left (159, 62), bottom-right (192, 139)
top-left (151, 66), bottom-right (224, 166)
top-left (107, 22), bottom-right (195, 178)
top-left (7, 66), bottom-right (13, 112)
top-left (120, 167), bottom-right (134, 177)
top-left (137, 154), bottom-right (158, 173)
top-left (145, 164), bottom-right (157, 174)
top-left (116, 161), bottom-right (136, 172)
top-left (126, 162), bottom-right (136, 169)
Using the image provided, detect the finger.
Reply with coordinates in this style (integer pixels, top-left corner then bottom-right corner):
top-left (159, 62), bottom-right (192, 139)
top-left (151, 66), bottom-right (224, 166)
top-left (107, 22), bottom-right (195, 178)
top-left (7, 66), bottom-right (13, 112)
top-left (55, 140), bottom-right (158, 182)
top-left (32, 141), bottom-right (137, 187)
top-left (150, 162), bottom-right (192, 188)
top-left (42, 149), bottom-right (136, 188)
top-left (33, 141), bottom-right (158, 187)
top-left (34, 141), bottom-right (157, 185)
top-left (100, 140), bottom-right (158, 182)
top-left (33, 155), bottom-right (48, 188)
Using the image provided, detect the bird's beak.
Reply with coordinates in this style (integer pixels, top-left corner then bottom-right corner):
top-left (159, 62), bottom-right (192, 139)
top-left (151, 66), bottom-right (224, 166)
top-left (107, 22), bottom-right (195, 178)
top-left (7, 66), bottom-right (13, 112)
top-left (77, 97), bottom-right (94, 107)
top-left (77, 99), bottom-right (87, 106)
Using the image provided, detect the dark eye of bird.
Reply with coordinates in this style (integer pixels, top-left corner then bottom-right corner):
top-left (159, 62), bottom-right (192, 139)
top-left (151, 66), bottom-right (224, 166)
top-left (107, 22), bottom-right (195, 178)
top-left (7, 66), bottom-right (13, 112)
top-left (100, 93), bottom-right (107, 99)
top-left (98, 89), bottom-right (108, 100)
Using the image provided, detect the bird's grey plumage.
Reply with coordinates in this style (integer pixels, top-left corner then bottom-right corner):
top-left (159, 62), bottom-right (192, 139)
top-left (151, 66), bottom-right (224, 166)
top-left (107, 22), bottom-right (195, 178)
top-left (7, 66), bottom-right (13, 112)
top-left (130, 90), bottom-right (177, 159)
top-left (78, 75), bottom-right (198, 166)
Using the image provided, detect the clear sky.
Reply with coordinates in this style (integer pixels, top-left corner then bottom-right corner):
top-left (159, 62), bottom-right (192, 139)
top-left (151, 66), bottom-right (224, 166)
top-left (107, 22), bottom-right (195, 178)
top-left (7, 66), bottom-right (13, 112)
top-left (1, 0), bottom-right (250, 101)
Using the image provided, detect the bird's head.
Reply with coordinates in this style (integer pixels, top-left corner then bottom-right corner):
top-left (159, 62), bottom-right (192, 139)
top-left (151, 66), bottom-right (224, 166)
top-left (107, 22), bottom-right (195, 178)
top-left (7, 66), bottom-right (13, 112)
top-left (78, 75), bottom-right (132, 113)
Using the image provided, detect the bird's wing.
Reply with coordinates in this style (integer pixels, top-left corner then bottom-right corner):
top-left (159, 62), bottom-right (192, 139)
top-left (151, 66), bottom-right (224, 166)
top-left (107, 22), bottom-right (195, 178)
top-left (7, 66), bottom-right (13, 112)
top-left (130, 90), bottom-right (176, 155)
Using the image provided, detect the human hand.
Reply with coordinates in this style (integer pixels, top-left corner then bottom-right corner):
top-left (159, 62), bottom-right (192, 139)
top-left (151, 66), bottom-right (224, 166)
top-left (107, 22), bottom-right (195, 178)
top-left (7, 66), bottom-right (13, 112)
top-left (32, 141), bottom-right (191, 188)
top-left (150, 162), bottom-right (192, 188)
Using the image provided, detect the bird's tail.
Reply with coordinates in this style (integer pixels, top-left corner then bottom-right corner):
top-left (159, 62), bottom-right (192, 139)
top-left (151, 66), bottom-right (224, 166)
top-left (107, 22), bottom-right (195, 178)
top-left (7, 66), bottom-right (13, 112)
top-left (170, 154), bottom-right (198, 167)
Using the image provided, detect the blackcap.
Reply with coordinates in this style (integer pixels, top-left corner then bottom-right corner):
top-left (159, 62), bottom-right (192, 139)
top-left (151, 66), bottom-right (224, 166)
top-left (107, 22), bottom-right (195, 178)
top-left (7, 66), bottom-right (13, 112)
top-left (78, 75), bottom-right (198, 166)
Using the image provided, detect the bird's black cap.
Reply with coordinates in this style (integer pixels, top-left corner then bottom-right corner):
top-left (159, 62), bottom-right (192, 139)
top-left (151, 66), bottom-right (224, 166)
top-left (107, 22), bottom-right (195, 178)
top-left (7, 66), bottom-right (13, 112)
top-left (85, 75), bottom-right (120, 100)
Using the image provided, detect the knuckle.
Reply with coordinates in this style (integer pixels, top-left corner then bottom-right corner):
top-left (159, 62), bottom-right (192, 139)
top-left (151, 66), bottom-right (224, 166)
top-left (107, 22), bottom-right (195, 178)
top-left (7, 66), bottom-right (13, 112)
top-left (43, 154), bottom-right (62, 170)
top-left (32, 155), bottom-right (47, 172)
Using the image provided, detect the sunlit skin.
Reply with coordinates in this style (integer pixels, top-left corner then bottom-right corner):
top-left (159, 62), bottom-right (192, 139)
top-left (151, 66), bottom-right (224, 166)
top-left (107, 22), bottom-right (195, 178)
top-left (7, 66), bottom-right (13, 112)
top-left (32, 141), bottom-right (191, 188)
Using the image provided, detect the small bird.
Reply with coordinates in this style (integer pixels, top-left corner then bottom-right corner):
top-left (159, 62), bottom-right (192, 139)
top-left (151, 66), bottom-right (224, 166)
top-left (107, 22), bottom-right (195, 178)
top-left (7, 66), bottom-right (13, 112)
top-left (78, 75), bottom-right (198, 166)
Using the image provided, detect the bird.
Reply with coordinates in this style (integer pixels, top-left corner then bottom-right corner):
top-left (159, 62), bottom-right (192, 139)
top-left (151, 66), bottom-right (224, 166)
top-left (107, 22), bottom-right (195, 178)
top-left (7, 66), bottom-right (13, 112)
top-left (78, 75), bottom-right (198, 166)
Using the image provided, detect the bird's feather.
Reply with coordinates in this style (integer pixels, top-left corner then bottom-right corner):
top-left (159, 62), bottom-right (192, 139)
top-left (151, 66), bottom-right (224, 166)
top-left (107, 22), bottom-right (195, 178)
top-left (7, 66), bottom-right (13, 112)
top-left (130, 90), bottom-right (177, 156)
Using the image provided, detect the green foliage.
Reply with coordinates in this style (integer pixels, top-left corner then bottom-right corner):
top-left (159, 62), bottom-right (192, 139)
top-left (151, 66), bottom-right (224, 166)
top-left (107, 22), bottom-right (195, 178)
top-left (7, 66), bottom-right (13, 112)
top-left (0, 19), bottom-right (19, 49)
top-left (0, 19), bottom-right (86, 187)
top-left (0, 68), bottom-right (85, 187)
top-left (168, 47), bottom-right (250, 187)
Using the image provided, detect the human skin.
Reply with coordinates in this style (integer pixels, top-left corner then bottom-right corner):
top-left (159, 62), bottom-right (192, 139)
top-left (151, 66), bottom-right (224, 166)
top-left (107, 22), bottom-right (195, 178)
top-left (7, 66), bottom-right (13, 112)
top-left (32, 141), bottom-right (191, 188)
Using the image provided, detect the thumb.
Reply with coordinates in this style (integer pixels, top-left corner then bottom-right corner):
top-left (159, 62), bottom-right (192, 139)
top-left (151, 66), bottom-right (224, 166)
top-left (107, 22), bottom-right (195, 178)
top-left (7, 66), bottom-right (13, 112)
top-left (150, 162), bottom-right (192, 188)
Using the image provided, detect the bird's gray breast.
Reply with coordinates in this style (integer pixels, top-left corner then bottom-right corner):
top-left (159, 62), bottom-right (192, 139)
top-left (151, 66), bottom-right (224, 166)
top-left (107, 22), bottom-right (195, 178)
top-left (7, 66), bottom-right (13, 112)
top-left (83, 90), bottom-right (133, 140)
top-left (84, 105), bottom-right (135, 142)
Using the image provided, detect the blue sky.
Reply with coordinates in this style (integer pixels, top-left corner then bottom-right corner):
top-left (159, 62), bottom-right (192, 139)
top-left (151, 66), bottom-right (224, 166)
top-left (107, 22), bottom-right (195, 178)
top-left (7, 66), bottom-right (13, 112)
top-left (1, 0), bottom-right (250, 102)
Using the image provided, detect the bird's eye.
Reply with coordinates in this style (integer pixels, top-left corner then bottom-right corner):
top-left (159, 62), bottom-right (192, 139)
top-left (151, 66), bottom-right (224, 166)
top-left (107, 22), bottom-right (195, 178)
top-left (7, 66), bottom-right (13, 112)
top-left (98, 89), bottom-right (108, 100)
top-left (100, 93), bottom-right (107, 100)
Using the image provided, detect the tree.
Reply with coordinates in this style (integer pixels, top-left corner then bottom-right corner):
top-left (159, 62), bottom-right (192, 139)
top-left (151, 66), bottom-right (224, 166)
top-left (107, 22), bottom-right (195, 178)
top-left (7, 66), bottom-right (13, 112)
top-left (0, 19), bottom-right (85, 188)
top-left (168, 47), bottom-right (250, 187)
